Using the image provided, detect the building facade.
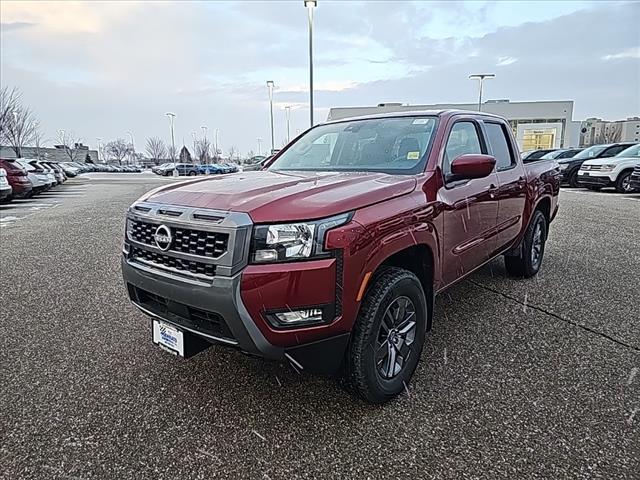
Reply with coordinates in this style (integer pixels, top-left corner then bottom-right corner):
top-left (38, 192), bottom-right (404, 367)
top-left (0, 144), bottom-right (99, 162)
top-left (578, 117), bottom-right (640, 146)
top-left (328, 100), bottom-right (580, 151)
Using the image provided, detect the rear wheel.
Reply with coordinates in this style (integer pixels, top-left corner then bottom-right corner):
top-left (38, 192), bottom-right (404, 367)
top-left (615, 171), bottom-right (633, 193)
top-left (189, 171), bottom-right (197, 176)
top-left (505, 210), bottom-right (547, 278)
top-left (347, 267), bottom-right (427, 404)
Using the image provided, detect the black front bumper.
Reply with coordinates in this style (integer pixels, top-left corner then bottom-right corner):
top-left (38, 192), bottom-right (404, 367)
top-left (577, 174), bottom-right (612, 187)
top-left (122, 256), bottom-right (349, 373)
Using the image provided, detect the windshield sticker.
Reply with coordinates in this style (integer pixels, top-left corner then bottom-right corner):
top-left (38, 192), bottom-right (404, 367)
top-left (412, 119), bottom-right (429, 125)
top-left (406, 151), bottom-right (420, 160)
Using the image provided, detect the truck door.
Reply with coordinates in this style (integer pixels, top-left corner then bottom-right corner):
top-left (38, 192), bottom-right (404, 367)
top-left (482, 121), bottom-right (527, 250)
top-left (438, 119), bottom-right (500, 286)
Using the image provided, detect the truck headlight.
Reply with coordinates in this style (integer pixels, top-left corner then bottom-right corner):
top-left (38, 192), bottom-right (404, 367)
top-left (251, 213), bottom-right (351, 263)
top-left (559, 163), bottom-right (569, 171)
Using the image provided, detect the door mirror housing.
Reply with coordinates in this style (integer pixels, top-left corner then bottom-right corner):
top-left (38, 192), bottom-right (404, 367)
top-left (450, 154), bottom-right (496, 180)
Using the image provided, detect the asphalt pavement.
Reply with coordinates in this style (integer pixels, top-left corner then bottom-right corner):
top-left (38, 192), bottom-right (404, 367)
top-left (1, 173), bottom-right (638, 479)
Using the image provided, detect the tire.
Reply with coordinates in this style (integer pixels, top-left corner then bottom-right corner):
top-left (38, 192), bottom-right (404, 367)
top-left (615, 171), bottom-right (633, 193)
top-left (504, 210), bottom-right (547, 278)
top-left (347, 267), bottom-right (427, 404)
top-left (189, 171), bottom-right (197, 176)
top-left (568, 170), bottom-right (580, 188)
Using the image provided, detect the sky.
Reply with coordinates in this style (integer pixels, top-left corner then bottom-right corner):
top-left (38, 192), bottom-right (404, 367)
top-left (1, 0), bottom-right (639, 156)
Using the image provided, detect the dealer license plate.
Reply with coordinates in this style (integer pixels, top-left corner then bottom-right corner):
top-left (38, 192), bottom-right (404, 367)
top-left (152, 320), bottom-right (184, 356)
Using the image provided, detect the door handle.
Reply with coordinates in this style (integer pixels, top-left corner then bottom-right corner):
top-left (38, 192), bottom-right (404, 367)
top-left (488, 184), bottom-right (498, 198)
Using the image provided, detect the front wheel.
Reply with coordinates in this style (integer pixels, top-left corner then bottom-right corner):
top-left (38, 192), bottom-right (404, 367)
top-left (615, 171), bottom-right (633, 193)
top-left (505, 210), bottom-right (547, 278)
top-left (568, 170), bottom-right (580, 188)
top-left (347, 267), bottom-right (427, 404)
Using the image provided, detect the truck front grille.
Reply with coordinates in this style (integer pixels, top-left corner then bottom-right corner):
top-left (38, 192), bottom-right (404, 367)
top-left (130, 220), bottom-right (229, 259)
top-left (131, 247), bottom-right (216, 279)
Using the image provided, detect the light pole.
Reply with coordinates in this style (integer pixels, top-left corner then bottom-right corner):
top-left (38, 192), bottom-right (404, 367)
top-left (126, 131), bottom-right (135, 165)
top-left (191, 131), bottom-right (197, 159)
top-left (201, 126), bottom-right (208, 167)
top-left (214, 128), bottom-right (220, 162)
top-left (468, 73), bottom-right (495, 111)
top-left (165, 112), bottom-right (177, 176)
top-left (304, 0), bottom-right (316, 127)
top-left (285, 106), bottom-right (291, 144)
top-left (96, 137), bottom-right (102, 163)
top-left (257, 137), bottom-right (262, 156)
top-left (266, 80), bottom-right (275, 154)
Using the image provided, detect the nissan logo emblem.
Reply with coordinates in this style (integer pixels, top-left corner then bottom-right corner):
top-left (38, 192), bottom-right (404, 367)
top-left (154, 225), bottom-right (173, 251)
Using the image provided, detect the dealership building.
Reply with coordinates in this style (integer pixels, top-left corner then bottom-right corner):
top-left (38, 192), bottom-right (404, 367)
top-left (327, 101), bottom-right (640, 151)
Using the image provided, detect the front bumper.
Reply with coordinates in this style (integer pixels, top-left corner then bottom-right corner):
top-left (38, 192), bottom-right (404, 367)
top-left (577, 173), bottom-right (613, 187)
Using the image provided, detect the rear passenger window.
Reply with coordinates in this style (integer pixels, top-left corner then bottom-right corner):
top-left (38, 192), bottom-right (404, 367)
top-left (443, 121), bottom-right (482, 177)
top-left (485, 122), bottom-right (515, 170)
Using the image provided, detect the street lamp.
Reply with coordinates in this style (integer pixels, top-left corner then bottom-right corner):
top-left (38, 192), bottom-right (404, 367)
top-left (126, 131), bottom-right (135, 165)
top-left (191, 131), bottom-right (197, 157)
top-left (257, 137), bottom-right (262, 156)
top-left (285, 106), bottom-right (291, 144)
top-left (267, 80), bottom-right (275, 154)
top-left (96, 137), bottom-right (102, 163)
top-left (468, 73), bottom-right (495, 112)
top-left (165, 112), bottom-right (177, 176)
top-left (304, 0), bottom-right (316, 127)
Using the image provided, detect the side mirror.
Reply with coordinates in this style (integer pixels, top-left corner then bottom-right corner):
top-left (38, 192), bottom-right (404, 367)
top-left (450, 154), bottom-right (496, 180)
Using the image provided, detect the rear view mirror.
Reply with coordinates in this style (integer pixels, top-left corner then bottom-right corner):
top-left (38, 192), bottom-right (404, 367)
top-left (450, 154), bottom-right (496, 180)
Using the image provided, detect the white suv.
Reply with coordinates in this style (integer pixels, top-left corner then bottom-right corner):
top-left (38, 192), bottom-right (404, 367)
top-left (578, 144), bottom-right (640, 192)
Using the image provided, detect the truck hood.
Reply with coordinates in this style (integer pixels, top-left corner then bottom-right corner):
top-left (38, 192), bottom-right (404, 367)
top-left (144, 170), bottom-right (417, 223)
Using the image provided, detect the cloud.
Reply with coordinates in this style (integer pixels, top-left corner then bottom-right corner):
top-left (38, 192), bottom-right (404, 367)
top-left (602, 47), bottom-right (640, 61)
top-left (496, 56), bottom-right (518, 66)
top-left (1, 0), bottom-right (638, 154)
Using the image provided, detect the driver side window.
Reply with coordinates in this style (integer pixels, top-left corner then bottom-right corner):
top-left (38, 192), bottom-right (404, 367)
top-left (443, 121), bottom-right (482, 177)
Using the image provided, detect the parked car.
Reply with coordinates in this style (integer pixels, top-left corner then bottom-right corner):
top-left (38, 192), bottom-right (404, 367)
top-left (578, 143), bottom-right (640, 192)
top-left (628, 164), bottom-right (640, 192)
top-left (60, 163), bottom-right (80, 177)
top-left (15, 160), bottom-right (53, 193)
top-left (197, 163), bottom-right (224, 175)
top-left (121, 110), bottom-right (560, 403)
top-left (35, 161), bottom-right (58, 185)
top-left (152, 163), bottom-right (172, 175)
top-left (539, 148), bottom-right (583, 160)
top-left (521, 149), bottom-right (557, 162)
top-left (558, 142), bottom-right (636, 187)
top-left (243, 156), bottom-right (267, 171)
top-left (0, 167), bottom-right (12, 201)
top-left (162, 163), bottom-right (198, 176)
top-left (45, 162), bottom-right (66, 184)
top-left (0, 158), bottom-right (33, 198)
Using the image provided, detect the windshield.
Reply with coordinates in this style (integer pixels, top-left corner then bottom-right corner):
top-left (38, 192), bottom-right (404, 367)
top-left (268, 116), bottom-right (438, 175)
top-left (540, 150), bottom-right (564, 159)
top-left (615, 143), bottom-right (640, 157)
top-left (572, 144), bottom-right (609, 159)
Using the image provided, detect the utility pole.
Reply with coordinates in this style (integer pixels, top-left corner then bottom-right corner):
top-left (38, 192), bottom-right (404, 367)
top-left (267, 80), bottom-right (275, 153)
top-left (304, 0), bottom-right (317, 127)
top-left (285, 106), bottom-right (291, 144)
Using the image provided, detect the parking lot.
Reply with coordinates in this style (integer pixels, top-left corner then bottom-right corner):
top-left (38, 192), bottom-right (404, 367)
top-left (1, 173), bottom-right (638, 479)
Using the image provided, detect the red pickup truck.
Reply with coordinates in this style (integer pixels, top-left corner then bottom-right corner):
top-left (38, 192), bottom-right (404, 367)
top-left (122, 110), bottom-right (559, 403)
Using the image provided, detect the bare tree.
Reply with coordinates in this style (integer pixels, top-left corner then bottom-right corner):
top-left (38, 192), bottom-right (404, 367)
top-left (194, 138), bottom-right (211, 164)
top-left (0, 86), bottom-right (22, 143)
top-left (3, 103), bottom-right (38, 158)
top-left (145, 137), bottom-right (167, 165)
top-left (105, 138), bottom-right (132, 165)
top-left (55, 130), bottom-right (83, 162)
top-left (226, 145), bottom-right (238, 162)
top-left (246, 149), bottom-right (255, 160)
top-left (33, 123), bottom-right (45, 160)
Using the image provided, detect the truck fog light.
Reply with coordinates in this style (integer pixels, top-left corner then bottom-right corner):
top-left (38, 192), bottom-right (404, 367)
top-left (266, 306), bottom-right (331, 328)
